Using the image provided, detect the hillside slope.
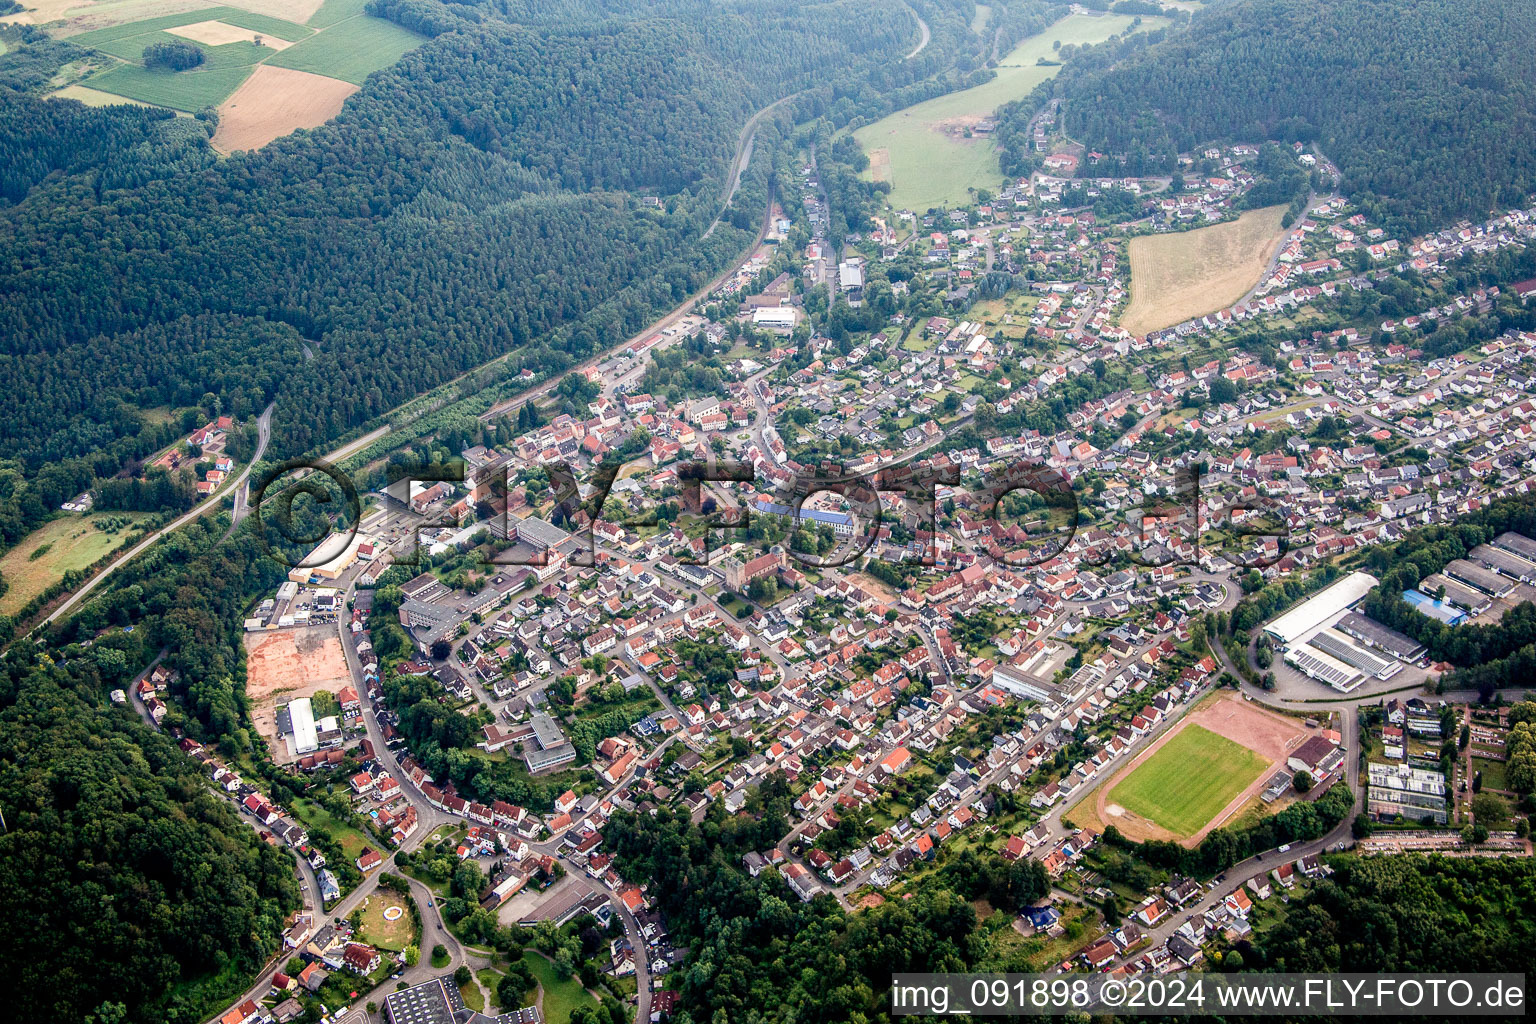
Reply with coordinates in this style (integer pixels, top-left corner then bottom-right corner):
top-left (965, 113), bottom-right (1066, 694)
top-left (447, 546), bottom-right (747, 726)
top-left (1043, 0), bottom-right (1536, 233)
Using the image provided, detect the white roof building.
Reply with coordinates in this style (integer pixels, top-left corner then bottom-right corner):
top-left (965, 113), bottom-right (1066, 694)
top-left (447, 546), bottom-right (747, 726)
top-left (1263, 570), bottom-right (1378, 647)
top-left (287, 696), bottom-right (318, 756)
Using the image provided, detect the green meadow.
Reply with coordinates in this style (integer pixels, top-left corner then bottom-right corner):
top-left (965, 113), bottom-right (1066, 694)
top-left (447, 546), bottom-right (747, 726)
top-left (854, 12), bottom-right (1162, 210)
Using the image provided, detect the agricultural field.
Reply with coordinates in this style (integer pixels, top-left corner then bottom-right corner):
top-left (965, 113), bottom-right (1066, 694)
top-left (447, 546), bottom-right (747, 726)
top-left (7, 0), bottom-right (328, 34)
top-left (211, 64), bottom-right (356, 150)
top-left (0, 512), bottom-right (148, 616)
top-left (53, 0), bottom-right (420, 126)
top-left (50, 82), bottom-right (157, 105)
top-left (854, 12), bottom-right (1159, 211)
top-left (265, 3), bottom-right (420, 84)
top-left (1120, 204), bottom-right (1290, 335)
top-left (1106, 724), bottom-right (1270, 837)
top-left (82, 61), bottom-right (251, 108)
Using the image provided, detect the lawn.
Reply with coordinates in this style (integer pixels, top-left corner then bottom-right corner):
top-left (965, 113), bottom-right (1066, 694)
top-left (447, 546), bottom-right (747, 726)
top-left (1472, 756), bottom-right (1508, 792)
top-left (292, 796), bottom-right (374, 861)
top-left (522, 951), bottom-right (598, 1024)
top-left (1121, 205), bottom-right (1290, 336)
top-left (854, 12), bottom-right (1161, 210)
top-left (265, 13), bottom-right (424, 85)
top-left (1108, 724), bottom-right (1269, 837)
top-left (0, 513), bottom-right (148, 617)
top-left (356, 890), bottom-right (418, 951)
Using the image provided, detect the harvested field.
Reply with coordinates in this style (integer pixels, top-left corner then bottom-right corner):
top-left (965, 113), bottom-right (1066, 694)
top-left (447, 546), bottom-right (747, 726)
top-left (1086, 692), bottom-right (1310, 846)
top-left (212, 64), bottom-right (355, 151)
top-left (867, 147), bottom-right (890, 183)
top-left (6, 0), bottom-right (212, 33)
top-left (52, 83), bottom-right (160, 106)
top-left (224, 0), bottom-right (324, 24)
top-left (1121, 205), bottom-right (1290, 336)
top-left (167, 17), bottom-right (292, 47)
top-left (245, 626), bottom-right (352, 758)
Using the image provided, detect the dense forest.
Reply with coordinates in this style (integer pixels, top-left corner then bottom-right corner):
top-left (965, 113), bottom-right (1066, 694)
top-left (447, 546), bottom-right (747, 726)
top-left (1025, 0), bottom-right (1536, 234)
top-left (1252, 855), bottom-right (1536, 973)
top-left (0, 0), bottom-right (939, 556)
top-left (0, 654), bottom-right (300, 1023)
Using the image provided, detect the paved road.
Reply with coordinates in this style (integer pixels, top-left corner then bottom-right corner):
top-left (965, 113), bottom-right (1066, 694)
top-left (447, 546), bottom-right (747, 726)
top-left (703, 94), bottom-right (798, 240)
top-left (480, 190), bottom-right (778, 426)
top-left (903, 2), bottom-right (930, 59)
top-left (42, 403), bottom-right (274, 628)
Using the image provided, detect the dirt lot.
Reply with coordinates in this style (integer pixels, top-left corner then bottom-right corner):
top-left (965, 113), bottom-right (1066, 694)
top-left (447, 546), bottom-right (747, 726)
top-left (211, 64), bottom-right (356, 151)
top-left (866, 147), bottom-right (890, 183)
top-left (1082, 692), bottom-right (1309, 847)
top-left (168, 17), bottom-right (292, 46)
top-left (245, 625), bottom-right (352, 757)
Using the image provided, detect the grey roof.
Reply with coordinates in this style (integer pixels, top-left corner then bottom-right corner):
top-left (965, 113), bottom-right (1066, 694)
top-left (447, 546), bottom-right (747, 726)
top-left (383, 976), bottom-right (543, 1024)
top-left (513, 515), bottom-right (572, 550)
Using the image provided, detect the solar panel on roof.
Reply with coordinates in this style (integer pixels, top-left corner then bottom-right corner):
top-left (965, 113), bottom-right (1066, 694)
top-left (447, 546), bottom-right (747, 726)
top-left (1307, 630), bottom-right (1394, 678)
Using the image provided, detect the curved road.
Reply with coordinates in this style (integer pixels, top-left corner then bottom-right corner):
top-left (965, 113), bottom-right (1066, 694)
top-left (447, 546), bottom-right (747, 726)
top-left (702, 93), bottom-right (798, 240)
top-left (41, 402), bottom-right (274, 628)
top-left (903, 2), bottom-right (931, 59)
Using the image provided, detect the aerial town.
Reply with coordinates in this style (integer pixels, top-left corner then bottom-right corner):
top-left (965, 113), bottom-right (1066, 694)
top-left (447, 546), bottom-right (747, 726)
top-left (122, 135), bottom-right (1536, 1024)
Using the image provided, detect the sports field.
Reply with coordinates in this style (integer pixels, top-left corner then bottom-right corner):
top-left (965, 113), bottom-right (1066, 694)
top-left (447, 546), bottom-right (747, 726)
top-left (1107, 724), bottom-right (1270, 837)
top-left (1121, 204), bottom-right (1290, 335)
top-left (854, 12), bottom-right (1161, 211)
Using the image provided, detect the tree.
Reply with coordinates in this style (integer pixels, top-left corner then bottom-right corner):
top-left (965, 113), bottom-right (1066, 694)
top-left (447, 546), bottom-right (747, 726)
top-left (1472, 792), bottom-right (1509, 827)
top-left (403, 944), bottom-right (420, 966)
top-left (142, 39), bottom-right (204, 71)
top-left (1293, 769), bottom-right (1314, 794)
top-left (1352, 813), bottom-right (1374, 839)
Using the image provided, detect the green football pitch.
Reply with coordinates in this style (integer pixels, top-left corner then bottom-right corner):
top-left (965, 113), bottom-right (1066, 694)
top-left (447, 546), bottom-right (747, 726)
top-left (1108, 724), bottom-right (1270, 837)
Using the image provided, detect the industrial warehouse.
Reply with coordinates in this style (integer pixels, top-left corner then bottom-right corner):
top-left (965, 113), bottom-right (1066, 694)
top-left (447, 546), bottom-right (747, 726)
top-left (1409, 531), bottom-right (1536, 626)
top-left (1263, 572), bottom-right (1417, 693)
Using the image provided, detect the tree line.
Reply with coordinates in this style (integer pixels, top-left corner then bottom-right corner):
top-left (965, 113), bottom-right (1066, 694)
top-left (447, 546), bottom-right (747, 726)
top-left (0, 0), bottom-right (931, 560)
top-left (1012, 0), bottom-right (1536, 236)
